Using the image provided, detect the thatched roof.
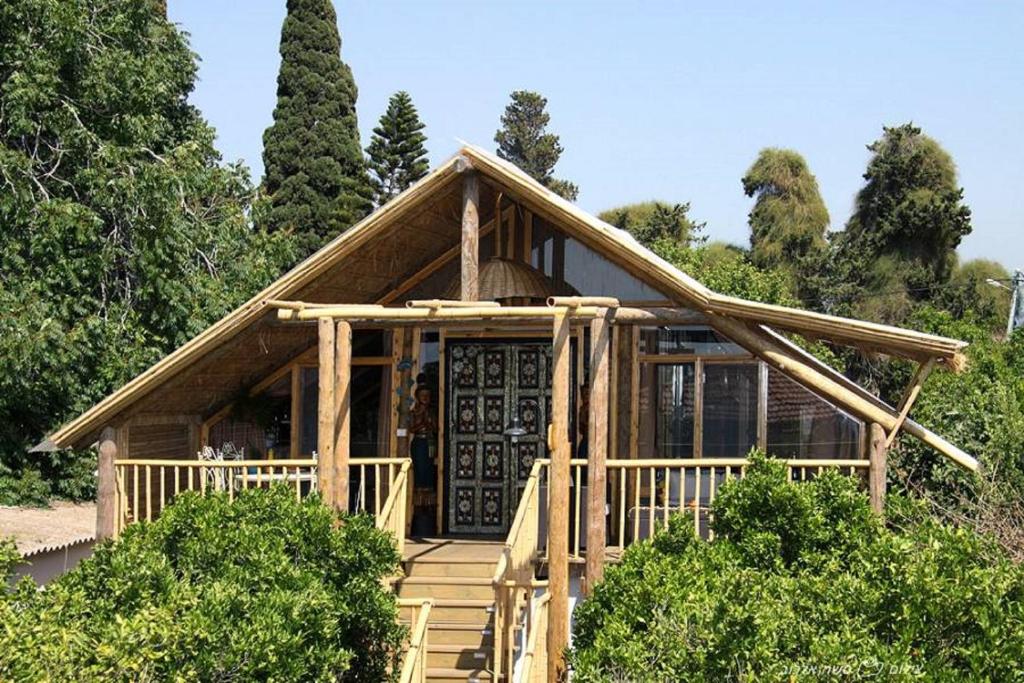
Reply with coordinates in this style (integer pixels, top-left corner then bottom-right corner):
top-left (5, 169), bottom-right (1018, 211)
top-left (40, 144), bottom-right (968, 454)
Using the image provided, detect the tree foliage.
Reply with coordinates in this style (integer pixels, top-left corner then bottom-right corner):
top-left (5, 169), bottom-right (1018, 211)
top-left (262, 0), bottom-right (372, 259)
top-left (0, 487), bottom-right (405, 682)
top-left (742, 148), bottom-right (829, 301)
top-left (571, 455), bottom-right (1024, 681)
top-left (494, 90), bottom-right (578, 200)
top-left (0, 0), bottom-right (293, 504)
top-left (828, 124), bottom-right (972, 320)
top-left (366, 91), bottom-right (429, 206)
top-left (598, 200), bottom-right (707, 250)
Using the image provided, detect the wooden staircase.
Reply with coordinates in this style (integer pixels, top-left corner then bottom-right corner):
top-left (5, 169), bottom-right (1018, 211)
top-left (397, 539), bottom-right (508, 682)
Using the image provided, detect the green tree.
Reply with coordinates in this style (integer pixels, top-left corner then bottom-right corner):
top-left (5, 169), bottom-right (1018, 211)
top-left (0, 0), bottom-right (293, 504)
top-left (941, 258), bottom-right (1013, 335)
top-left (742, 148), bottom-right (829, 298)
top-left (598, 201), bottom-right (706, 249)
top-left (571, 456), bottom-right (1024, 681)
top-left (0, 487), bottom-right (405, 681)
top-left (832, 123), bottom-right (972, 317)
top-left (262, 0), bottom-right (372, 259)
top-left (366, 91), bottom-right (429, 206)
top-left (494, 90), bottom-right (578, 201)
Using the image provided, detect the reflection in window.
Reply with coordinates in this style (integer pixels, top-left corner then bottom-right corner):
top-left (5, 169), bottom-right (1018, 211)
top-left (301, 365), bottom-right (389, 457)
top-left (209, 375), bottom-right (291, 459)
top-left (702, 363), bottom-right (759, 457)
top-left (639, 326), bottom-right (748, 356)
top-left (640, 363), bottom-right (696, 458)
top-left (766, 368), bottom-right (862, 459)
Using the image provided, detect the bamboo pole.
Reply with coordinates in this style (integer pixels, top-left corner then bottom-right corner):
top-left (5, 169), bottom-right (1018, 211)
top-left (547, 296), bottom-right (620, 308)
top-left (405, 299), bottom-right (500, 309)
top-left (335, 320), bottom-right (352, 512)
top-left (318, 318), bottom-right (336, 508)
top-left (548, 308), bottom-right (571, 681)
top-left (886, 358), bottom-right (935, 447)
top-left (96, 426), bottom-right (117, 541)
top-left (869, 423), bottom-right (887, 514)
top-left (276, 304), bottom-right (602, 321)
top-left (461, 172), bottom-right (480, 301)
top-left (586, 309), bottom-right (611, 592)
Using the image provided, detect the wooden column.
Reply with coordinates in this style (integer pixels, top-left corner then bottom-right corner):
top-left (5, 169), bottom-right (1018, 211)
top-left (96, 426), bottom-right (117, 541)
top-left (461, 172), bottom-right (480, 301)
top-left (548, 307), bottom-right (571, 682)
top-left (586, 309), bottom-right (611, 593)
top-left (318, 317), bottom-right (336, 509)
top-left (869, 422), bottom-right (887, 514)
top-left (335, 320), bottom-right (352, 512)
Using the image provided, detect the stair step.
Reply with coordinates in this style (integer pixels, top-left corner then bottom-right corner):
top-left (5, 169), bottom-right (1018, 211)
top-left (425, 667), bottom-right (495, 682)
top-left (405, 561), bottom-right (497, 579)
top-left (399, 576), bottom-right (493, 585)
top-left (420, 599), bottom-right (496, 623)
top-left (426, 643), bottom-right (492, 669)
top-left (398, 582), bottom-right (494, 601)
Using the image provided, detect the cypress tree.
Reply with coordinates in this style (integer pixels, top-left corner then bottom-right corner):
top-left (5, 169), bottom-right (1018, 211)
top-left (262, 0), bottom-right (372, 259)
top-left (742, 148), bottom-right (829, 300)
top-left (494, 90), bottom-right (578, 201)
top-left (366, 91), bottom-right (429, 205)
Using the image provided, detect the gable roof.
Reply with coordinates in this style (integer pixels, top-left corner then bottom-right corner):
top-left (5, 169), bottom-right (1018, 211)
top-left (42, 144), bottom-right (968, 457)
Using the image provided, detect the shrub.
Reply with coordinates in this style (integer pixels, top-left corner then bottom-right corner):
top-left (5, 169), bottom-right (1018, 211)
top-left (570, 455), bottom-right (1024, 681)
top-left (0, 486), bottom-right (404, 682)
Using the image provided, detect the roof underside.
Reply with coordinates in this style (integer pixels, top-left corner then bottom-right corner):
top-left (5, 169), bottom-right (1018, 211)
top-left (45, 145), bottom-right (968, 452)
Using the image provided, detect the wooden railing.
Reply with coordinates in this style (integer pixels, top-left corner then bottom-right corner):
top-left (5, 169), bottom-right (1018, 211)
top-left (492, 460), bottom-right (544, 681)
top-left (600, 457), bottom-right (869, 549)
top-left (112, 456), bottom-right (410, 532)
top-left (396, 598), bottom-right (432, 683)
top-left (376, 460), bottom-right (410, 557)
top-left (516, 591), bottom-right (551, 683)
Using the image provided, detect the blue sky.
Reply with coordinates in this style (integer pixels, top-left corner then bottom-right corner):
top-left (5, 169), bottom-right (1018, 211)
top-left (169, 1), bottom-right (1023, 270)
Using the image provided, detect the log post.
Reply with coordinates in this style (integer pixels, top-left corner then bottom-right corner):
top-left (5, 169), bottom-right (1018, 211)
top-left (318, 317), bottom-right (336, 509)
top-left (869, 422), bottom-right (887, 514)
top-left (335, 320), bottom-right (352, 512)
top-left (96, 426), bottom-right (117, 541)
top-left (548, 307), bottom-right (571, 682)
top-left (461, 172), bottom-right (480, 301)
top-left (585, 308), bottom-right (611, 593)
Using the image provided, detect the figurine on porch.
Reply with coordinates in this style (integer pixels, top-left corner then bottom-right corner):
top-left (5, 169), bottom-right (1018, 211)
top-left (410, 384), bottom-right (438, 491)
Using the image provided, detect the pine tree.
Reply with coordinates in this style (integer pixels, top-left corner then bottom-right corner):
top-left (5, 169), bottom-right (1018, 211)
top-left (742, 148), bottom-right (829, 299)
top-left (262, 0), bottom-right (372, 259)
top-left (366, 91), bottom-right (429, 206)
top-left (494, 91), bottom-right (578, 201)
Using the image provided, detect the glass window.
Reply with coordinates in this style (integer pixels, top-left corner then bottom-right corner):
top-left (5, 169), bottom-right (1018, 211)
top-left (702, 363), bottom-right (759, 457)
top-left (300, 365), bottom-right (388, 457)
top-left (766, 368), bottom-right (862, 459)
top-left (639, 326), bottom-right (748, 357)
top-left (641, 363), bottom-right (696, 458)
top-left (210, 375), bottom-right (291, 459)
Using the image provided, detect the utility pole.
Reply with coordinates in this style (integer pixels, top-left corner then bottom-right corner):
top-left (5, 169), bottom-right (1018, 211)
top-left (1007, 270), bottom-right (1023, 338)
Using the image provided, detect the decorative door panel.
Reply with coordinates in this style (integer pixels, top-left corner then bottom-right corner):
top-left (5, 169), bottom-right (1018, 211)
top-left (446, 341), bottom-right (553, 534)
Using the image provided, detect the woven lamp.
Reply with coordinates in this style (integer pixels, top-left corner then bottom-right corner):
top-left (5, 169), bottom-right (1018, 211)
top-left (444, 258), bottom-right (576, 304)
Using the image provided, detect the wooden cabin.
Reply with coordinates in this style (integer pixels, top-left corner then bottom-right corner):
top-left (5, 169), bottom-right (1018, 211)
top-left (40, 145), bottom-right (976, 682)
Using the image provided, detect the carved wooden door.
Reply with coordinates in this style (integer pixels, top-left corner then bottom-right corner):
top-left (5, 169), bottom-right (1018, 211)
top-left (446, 341), bottom-right (553, 535)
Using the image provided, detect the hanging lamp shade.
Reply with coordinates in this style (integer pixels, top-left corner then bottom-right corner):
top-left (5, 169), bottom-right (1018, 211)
top-left (443, 258), bottom-right (576, 303)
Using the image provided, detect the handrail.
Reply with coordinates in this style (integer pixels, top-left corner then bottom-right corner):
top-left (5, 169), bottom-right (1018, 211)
top-left (376, 460), bottom-right (411, 558)
top-left (397, 598), bottom-right (432, 683)
top-left (112, 456), bottom-right (411, 534)
top-left (517, 592), bottom-right (551, 683)
top-left (492, 459), bottom-right (544, 681)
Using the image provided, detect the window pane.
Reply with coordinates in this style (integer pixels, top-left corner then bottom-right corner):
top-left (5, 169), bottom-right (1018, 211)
top-left (639, 326), bottom-right (748, 356)
top-left (210, 375), bottom-right (291, 459)
top-left (766, 368), bottom-right (863, 459)
top-left (702, 363), bottom-right (759, 458)
top-left (301, 365), bottom-right (388, 457)
top-left (652, 364), bottom-right (696, 458)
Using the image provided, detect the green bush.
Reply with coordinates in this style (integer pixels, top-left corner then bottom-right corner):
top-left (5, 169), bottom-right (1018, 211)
top-left (570, 455), bottom-right (1024, 681)
top-left (0, 486), bottom-right (405, 682)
